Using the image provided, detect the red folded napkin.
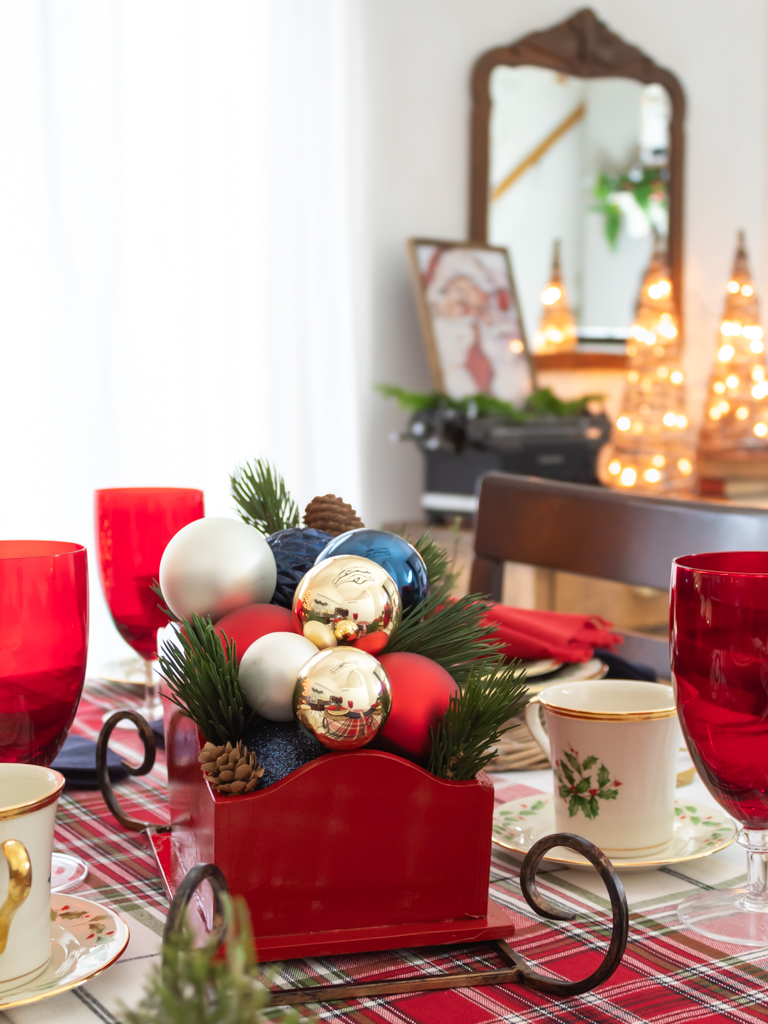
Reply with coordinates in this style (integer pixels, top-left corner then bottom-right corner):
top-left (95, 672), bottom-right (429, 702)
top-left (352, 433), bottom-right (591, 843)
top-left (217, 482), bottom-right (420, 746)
top-left (484, 605), bottom-right (621, 663)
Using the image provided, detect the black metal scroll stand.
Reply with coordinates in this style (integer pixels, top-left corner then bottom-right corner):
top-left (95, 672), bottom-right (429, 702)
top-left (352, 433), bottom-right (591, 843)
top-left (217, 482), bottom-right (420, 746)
top-left (97, 712), bottom-right (629, 1002)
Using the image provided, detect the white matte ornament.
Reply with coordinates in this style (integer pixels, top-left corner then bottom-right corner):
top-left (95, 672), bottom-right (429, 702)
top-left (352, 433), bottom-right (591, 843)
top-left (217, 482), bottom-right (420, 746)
top-left (239, 632), bottom-right (319, 721)
top-left (159, 517), bottom-right (277, 622)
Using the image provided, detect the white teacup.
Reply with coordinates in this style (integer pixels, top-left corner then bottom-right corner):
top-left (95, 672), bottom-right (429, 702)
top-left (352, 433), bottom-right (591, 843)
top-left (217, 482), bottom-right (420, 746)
top-left (0, 765), bottom-right (64, 989)
top-left (525, 679), bottom-right (678, 858)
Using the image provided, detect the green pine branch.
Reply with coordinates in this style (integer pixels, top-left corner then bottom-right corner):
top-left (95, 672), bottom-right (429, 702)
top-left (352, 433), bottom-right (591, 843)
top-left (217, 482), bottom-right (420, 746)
top-left (230, 458), bottom-right (299, 535)
top-left (428, 659), bottom-right (528, 780)
top-left (150, 578), bottom-right (179, 623)
top-left (157, 613), bottom-right (257, 745)
top-left (386, 532), bottom-right (500, 686)
top-left (121, 893), bottom-right (305, 1024)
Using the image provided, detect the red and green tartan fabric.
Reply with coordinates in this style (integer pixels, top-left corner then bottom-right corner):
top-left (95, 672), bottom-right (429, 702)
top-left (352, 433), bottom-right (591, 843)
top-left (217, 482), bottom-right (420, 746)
top-left (48, 683), bottom-right (768, 1023)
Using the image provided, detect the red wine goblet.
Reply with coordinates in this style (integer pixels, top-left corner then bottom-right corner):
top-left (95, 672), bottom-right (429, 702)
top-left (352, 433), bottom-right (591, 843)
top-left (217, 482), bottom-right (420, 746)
top-left (0, 539), bottom-right (89, 891)
top-left (672, 551), bottom-right (768, 945)
top-left (95, 488), bottom-right (204, 722)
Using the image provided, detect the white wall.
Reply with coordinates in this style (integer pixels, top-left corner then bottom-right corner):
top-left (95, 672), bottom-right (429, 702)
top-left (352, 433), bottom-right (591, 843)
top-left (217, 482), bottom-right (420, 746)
top-left (359, 0), bottom-right (768, 522)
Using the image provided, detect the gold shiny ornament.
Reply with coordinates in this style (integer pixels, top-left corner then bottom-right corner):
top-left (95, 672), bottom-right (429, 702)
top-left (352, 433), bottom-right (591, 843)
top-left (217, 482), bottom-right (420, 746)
top-left (302, 619), bottom-right (337, 650)
top-left (292, 555), bottom-right (402, 656)
top-left (293, 647), bottom-right (392, 750)
top-left (333, 619), bottom-right (359, 642)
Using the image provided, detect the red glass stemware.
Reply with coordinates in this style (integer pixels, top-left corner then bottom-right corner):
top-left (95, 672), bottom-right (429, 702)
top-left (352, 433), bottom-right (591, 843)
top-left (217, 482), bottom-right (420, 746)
top-left (672, 551), bottom-right (768, 945)
top-left (0, 540), bottom-right (88, 765)
top-left (95, 488), bottom-right (204, 720)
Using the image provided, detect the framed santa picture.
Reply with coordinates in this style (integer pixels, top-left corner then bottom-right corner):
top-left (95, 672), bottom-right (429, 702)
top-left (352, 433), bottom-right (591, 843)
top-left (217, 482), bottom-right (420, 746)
top-left (407, 238), bottom-right (534, 407)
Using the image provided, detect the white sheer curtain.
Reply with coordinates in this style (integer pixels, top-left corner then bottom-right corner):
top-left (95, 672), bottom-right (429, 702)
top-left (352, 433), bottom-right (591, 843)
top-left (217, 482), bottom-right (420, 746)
top-left (0, 0), bottom-right (366, 667)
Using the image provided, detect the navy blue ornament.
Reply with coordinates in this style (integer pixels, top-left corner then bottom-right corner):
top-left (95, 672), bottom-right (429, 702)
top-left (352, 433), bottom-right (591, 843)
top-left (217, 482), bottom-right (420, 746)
top-left (267, 527), bottom-right (333, 609)
top-left (315, 529), bottom-right (429, 613)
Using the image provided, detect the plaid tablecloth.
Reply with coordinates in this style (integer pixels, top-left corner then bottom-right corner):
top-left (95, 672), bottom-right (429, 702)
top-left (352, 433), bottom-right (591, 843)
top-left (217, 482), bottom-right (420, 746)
top-left (6, 681), bottom-right (768, 1024)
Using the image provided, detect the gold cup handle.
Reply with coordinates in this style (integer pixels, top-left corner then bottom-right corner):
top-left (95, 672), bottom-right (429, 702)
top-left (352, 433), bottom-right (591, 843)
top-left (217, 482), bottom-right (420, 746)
top-left (0, 840), bottom-right (32, 955)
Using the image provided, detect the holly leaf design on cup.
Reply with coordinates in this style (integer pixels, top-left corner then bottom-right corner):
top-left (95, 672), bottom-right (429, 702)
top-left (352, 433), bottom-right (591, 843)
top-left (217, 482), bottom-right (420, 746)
top-left (554, 746), bottom-right (621, 819)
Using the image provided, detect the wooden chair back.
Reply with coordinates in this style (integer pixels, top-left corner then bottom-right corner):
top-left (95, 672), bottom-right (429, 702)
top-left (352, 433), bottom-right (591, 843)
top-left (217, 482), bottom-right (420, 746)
top-left (470, 473), bottom-right (768, 676)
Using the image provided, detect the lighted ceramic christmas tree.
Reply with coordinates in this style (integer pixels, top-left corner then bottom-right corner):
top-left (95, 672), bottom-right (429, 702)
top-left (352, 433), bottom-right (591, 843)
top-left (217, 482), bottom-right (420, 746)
top-left (598, 248), bottom-right (697, 494)
top-left (699, 232), bottom-right (768, 457)
top-left (532, 240), bottom-right (577, 353)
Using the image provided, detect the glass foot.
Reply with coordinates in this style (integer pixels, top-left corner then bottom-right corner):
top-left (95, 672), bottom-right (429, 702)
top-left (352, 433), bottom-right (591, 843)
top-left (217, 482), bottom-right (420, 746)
top-left (51, 852), bottom-right (88, 893)
top-left (679, 886), bottom-right (768, 946)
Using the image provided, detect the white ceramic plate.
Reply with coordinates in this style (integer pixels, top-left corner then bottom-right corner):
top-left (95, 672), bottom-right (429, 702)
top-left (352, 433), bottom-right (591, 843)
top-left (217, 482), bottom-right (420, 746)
top-left (493, 793), bottom-right (736, 873)
top-left (0, 893), bottom-right (129, 1010)
top-left (525, 658), bottom-right (608, 694)
top-left (518, 658), bottom-right (563, 678)
top-left (96, 658), bottom-right (148, 687)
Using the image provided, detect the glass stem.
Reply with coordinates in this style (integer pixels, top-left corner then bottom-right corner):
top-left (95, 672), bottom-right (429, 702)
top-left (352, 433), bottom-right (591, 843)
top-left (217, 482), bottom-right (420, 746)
top-left (739, 828), bottom-right (768, 909)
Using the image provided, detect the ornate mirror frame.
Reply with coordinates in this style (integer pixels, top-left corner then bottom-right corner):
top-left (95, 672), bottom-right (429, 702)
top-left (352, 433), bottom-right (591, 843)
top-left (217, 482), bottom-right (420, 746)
top-left (469, 8), bottom-right (686, 339)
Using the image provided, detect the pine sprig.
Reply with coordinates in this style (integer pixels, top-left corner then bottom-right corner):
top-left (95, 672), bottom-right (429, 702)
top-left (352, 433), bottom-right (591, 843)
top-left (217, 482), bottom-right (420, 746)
top-left (121, 893), bottom-right (304, 1024)
top-left (428, 659), bottom-right (528, 780)
top-left (386, 532), bottom-right (500, 686)
top-left (230, 459), bottom-right (299, 535)
top-left (158, 613), bottom-right (257, 744)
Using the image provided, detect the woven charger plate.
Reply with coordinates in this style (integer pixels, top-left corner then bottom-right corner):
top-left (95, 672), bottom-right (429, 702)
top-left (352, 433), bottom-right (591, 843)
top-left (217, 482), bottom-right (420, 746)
top-left (486, 658), bottom-right (608, 771)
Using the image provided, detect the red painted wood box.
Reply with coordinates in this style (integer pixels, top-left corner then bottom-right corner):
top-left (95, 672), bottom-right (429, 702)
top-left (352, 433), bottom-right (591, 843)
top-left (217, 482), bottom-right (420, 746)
top-left (156, 697), bottom-right (514, 960)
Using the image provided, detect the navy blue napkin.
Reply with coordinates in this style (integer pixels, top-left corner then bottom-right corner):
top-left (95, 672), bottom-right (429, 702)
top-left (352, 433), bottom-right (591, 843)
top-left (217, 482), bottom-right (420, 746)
top-left (51, 734), bottom-right (128, 789)
top-left (595, 648), bottom-right (658, 682)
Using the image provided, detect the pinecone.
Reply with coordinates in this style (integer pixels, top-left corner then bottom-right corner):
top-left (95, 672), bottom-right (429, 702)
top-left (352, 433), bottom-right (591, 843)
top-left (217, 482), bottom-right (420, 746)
top-left (304, 494), bottom-right (364, 536)
top-left (199, 740), bottom-right (264, 795)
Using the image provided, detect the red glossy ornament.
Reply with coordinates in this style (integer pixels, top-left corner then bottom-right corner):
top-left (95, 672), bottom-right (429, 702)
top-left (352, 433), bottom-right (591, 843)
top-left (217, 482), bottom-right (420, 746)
top-left (215, 604), bottom-right (299, 665)
top-left (96, 488), bottom-right (204, 660)
top-left (375, 653), bottom-right (458, 765)
top-left (0, 540), bottom-right (89, 764)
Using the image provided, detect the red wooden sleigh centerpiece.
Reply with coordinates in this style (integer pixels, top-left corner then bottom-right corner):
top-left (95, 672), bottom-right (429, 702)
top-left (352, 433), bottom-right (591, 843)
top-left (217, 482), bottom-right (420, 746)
top-left (95, 461), bottom-right (628, 998)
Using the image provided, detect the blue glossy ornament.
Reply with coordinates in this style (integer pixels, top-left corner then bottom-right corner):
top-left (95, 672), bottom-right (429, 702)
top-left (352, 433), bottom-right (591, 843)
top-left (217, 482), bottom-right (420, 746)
top-left (268, 527), bottom-right (333, 609)
top-left (315, 529), bottom-right (429, 613)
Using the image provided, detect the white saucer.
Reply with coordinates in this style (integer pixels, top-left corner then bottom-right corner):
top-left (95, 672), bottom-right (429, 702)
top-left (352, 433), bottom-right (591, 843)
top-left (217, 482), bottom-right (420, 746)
top-left (0, 893), bottom-right (129, 1010)
top-left (493, 793), bottom-right (736, 873)
top-left (525, 658), bottom-right (608, 694)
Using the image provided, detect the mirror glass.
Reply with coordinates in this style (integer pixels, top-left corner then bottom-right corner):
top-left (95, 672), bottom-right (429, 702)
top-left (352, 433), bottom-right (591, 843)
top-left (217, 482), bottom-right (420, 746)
top-left (487, 66), bottom-right (671, 352)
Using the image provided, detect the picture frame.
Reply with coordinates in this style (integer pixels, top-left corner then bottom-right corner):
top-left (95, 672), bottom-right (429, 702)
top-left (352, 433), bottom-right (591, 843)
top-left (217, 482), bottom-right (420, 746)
top-left (406, 238), bottom-right (534, 405)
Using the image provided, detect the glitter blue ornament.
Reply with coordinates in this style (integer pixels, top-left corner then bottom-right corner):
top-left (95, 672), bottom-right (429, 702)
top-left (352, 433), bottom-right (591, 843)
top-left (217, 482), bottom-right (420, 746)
top-left (315, 529), bottom-right (429, 613)
top-left (268, 527), bottom-right (333, 609)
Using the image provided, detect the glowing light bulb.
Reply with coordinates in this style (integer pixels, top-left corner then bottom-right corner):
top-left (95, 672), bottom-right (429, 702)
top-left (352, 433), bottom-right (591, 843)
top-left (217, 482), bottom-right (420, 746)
top-left (755, 423), bottom-right (768, 437)
top-left (714, 381), bottom-right (726, 394)
top-left (751, 340), bottom-right (765, 354)
top-left (728, 280), bottom-right (741, 294)
top-left (648, 280), bottom-right (671, 300)
top-left (743, 284), bottom-right (754, 297)
top-left (677, 458), bottom-right (693, 476)
top-left (657, 314), bottom-right (677, 339)
top-left (632, 326), bottom-right (656, 345)
top-left (509, 338), bottom-right (524, 353)
top-left (719, 344), bottom-right (736, 361)
top-left (657, 366), bottom-right (669, 378)
top-left (753, 366), bottom-right (766, 382)
top-left (676, 414), bottom-right (688, 428)
top-left (652, 454), bottom-right (666, 468)
top-left (616, 416), bottom-right (631, 431)
top-left (744, 325), bottom-right (764, 341)
top-left (663, 412), bottom-right (677, 427)
top-left (736, 406), bottom-right (749, 420)
top-left (752, 382), bottom-right (768, 399)
top-left (719, 401), bottom-right (731, 414)
top-left (608, 460), bottom-right (621, 476)
top-left (670, 370), bottom-right (684, 385)
top-left (541, 286), bottom-right (562, 306)
top-left (627, 370), bottom-right (639, 383)
top-left (709, 406), bottom-right (722, 420)
top-left (620, 467), bottom-right (637, 487)
top-left (644, 468), bottom-right (661, 483)
top-left (726, 375), bottom-right (739, 389)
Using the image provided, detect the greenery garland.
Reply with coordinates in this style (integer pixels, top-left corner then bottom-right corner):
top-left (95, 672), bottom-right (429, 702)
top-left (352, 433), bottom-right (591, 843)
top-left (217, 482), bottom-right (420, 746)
top-left (378, 384), bottom-right (599, 420)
